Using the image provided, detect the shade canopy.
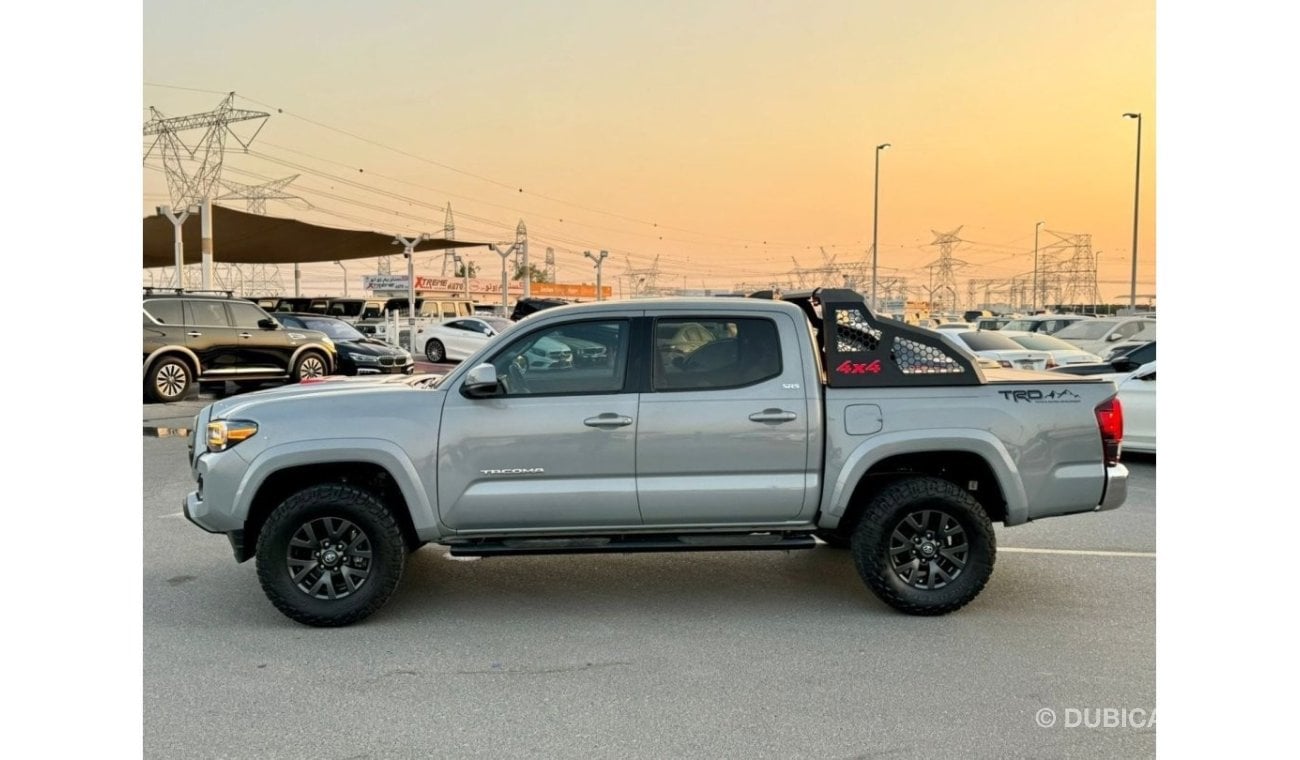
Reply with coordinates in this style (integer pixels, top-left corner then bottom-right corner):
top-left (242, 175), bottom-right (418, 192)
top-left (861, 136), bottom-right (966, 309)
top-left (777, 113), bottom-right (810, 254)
top-left (143, 204), bottom-right (487, 268)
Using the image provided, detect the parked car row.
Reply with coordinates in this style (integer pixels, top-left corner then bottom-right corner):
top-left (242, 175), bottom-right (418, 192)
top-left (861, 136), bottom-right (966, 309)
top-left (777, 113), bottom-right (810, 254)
top-left (143, 289), bottom-right (415, 404)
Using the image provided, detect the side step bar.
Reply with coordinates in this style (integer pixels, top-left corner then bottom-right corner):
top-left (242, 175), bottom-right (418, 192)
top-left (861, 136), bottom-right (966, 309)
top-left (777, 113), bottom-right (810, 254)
top-left (447, 532), bottom-right (817, 557)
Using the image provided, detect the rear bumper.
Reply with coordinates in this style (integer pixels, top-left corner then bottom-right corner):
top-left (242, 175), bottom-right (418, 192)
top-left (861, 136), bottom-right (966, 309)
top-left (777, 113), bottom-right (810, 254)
top-left (1097, 463), bottom-right (1129, 511)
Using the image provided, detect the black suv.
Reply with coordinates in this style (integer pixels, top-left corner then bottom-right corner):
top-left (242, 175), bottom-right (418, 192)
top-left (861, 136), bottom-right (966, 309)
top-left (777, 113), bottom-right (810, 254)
top-left (143, 289), bottom-right (337, 403)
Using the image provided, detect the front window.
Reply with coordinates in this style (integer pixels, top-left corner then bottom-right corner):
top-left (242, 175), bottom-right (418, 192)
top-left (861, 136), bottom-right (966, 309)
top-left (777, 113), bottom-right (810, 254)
top-left (488, 320), bottom-right (630, 396)
top-left (229, 302), bottom-right (272, 329)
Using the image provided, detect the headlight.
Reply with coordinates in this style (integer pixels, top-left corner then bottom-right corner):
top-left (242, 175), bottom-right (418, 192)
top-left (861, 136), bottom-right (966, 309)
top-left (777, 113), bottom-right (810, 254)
top-left (207, 419), bottom-right (258, 452)
top-left (348, 352), bottom-right (379, 363)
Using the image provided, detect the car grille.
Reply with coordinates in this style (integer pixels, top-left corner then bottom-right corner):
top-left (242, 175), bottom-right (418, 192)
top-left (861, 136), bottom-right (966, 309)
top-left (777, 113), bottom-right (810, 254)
top-left (376, 355), bottom-right (408, 367)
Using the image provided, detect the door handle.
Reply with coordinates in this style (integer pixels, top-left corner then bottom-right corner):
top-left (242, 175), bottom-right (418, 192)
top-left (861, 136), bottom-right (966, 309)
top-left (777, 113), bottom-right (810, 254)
top-left (186, 331), bottom-right (202, 338)
top-left (749, 409), bottom-right (797, 423)
top-left (238, 332), bottom-right (253, 338)
top-left (584, 413), bottom-right (634, 428)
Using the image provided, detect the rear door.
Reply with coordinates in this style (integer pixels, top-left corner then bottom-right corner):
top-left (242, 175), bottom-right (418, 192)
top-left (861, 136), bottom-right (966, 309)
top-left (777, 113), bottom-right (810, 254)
top-left (180, 299), bottom-right (242, 378)
top-left (635, 313), bottom-right (813, 525)
top-left (437, 315), bottom-right (641, 531)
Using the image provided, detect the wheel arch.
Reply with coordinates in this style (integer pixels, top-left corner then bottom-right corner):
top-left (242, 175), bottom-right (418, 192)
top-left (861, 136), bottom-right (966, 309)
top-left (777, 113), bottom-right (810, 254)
top-left (290, 344), bottom-right (335, 374)
top-left (236, 442), bottom-right (436, 561)
top-left (823, 432), bottom-right (1029, 534)
top-left (143, 345), bottom-right (200, 381)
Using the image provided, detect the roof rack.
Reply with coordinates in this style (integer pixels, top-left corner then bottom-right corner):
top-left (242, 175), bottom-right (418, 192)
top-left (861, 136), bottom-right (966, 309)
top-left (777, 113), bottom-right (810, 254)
top-left (142, 287), bottom-right (236, 297)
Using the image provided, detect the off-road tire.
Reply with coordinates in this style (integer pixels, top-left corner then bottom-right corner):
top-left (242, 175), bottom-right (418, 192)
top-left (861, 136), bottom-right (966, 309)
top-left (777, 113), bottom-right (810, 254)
top-left (146, 356), bottom-right (192, 403)
top-left (255, 483), bottom-right (406, 627)
top-left (292, 351), bottom-right (328, 382)
top-left (850, 476), bottom-right (995, 616)
top-left (425, 339), bottom-right (446, 363)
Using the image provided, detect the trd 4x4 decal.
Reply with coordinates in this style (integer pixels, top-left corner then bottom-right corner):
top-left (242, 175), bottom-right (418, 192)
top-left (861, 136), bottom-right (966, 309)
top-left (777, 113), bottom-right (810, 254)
top-left (998, 389), bottom-right (1081, 403)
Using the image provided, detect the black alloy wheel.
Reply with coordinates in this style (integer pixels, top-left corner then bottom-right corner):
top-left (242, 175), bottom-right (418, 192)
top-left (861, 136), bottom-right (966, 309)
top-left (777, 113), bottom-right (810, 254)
top-left (287, 517), bottom-right (373, 600)
top-left (255, 483), bottom-right (406, 627)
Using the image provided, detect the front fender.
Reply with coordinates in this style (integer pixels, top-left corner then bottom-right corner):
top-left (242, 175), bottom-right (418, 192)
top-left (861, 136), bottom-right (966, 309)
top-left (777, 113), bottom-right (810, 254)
top-left (234, 438), bottom-right (439, 539)
top-left (823, 429), bottom-right (1030, 526)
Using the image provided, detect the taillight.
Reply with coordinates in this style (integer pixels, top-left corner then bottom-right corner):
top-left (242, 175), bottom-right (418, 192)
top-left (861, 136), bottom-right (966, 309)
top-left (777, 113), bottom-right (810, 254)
top-left (1095, 396), bottom-right (1124, 466)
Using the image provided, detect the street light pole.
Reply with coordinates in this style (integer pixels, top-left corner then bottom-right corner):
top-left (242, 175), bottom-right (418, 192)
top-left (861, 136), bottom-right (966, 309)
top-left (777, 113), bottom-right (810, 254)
top-left (871, 143), bottom-right (890, 312)
top-left (584, 250), bottom-right (609, 301)
top-left (1123, 112), bottom-right (1143, 311)
top-left (1033, 220), bottom-right (1045, 313)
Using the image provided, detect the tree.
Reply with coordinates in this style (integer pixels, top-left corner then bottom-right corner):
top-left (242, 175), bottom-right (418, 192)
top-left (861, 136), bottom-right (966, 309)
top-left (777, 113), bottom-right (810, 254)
top-left (513, 262), bottom-right (552, 283)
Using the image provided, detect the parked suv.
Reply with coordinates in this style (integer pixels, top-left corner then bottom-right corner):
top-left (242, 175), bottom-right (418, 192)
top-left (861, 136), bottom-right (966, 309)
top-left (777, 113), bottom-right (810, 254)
top-left (143, 289), bottom-right (337, 403)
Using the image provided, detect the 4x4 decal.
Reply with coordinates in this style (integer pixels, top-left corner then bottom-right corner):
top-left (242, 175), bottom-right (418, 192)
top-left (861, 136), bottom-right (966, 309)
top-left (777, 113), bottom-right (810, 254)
top-left (836, 359), bottom-right (882, 375)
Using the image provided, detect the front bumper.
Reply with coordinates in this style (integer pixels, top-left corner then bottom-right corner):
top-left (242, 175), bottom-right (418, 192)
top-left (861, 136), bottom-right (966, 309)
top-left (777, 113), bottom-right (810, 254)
top-left (1097, 462), bottom-right (1129, 511)
top-left (184, 491), bottom-right (250, 562)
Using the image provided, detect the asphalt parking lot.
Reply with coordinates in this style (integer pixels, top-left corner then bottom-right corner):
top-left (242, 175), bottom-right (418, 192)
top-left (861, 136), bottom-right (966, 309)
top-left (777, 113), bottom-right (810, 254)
top-left (143, 391), bottom-right (1155, 760)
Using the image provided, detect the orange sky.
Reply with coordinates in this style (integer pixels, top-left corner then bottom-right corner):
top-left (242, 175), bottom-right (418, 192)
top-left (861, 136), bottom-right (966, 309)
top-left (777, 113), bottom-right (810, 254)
top-left (143, 0), bottom-right (1154, 306)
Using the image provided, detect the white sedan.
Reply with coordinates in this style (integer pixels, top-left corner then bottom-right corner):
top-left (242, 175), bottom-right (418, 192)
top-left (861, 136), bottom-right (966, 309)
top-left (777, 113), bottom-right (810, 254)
top-left (1115, 361), bottom-right (1156, 454)
top-left (415, 317), bottom-right (512, 362)
top-left (940, 330), bottom-right (1053, 371)
top-left (999, 330), bottom-right (1102, 367)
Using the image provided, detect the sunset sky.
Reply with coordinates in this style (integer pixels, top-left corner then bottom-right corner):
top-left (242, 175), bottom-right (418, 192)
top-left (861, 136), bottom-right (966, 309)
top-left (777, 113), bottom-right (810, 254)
top-left (142, 0), bottom-right (1155, 305)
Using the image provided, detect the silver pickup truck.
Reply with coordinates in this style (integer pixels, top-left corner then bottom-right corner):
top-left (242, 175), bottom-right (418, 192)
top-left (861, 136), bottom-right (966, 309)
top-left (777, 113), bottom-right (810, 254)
top-left (183, 289), bottom-right (1128, 627)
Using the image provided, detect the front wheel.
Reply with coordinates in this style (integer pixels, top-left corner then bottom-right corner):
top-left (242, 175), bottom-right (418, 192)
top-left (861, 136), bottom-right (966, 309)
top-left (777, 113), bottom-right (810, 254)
top-left (850, 477), bottom-right (995, 616)
top-left (255, 483), bottom-right (407, 627)
top-left (425, 339), bottom-right (445, 363)
top-left (292, 351), bottom-right (328, 382)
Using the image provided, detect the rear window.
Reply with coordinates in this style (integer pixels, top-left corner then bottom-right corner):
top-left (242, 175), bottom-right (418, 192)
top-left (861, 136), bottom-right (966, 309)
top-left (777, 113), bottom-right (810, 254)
top-left (1054, 320), bottom-right (1118, 340)
top-left (1006, 334), bottom-right (1072, 351)
top-left (955, 332), bottom-right (1024, 351)
top-left (143, 299), bottom-right (183, 325)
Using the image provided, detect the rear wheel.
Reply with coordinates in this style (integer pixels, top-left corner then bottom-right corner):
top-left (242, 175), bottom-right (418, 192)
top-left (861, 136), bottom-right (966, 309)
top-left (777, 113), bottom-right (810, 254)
top-left (425, 339), bottom-right (446, 363)
top-left (255, 483), bottom-right (406, 627)
top-left (850, 477), bottom-right (995, 615)
top-left (292, 351), bottom-right (328, 382)
top-left (146, 356), bottom-right (192, 403)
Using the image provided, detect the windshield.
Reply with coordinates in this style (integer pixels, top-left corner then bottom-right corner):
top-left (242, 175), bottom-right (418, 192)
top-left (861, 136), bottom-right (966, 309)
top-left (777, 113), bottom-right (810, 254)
top-left (296, 317), bottom-right (364, 341)
top-left (954, 332), bottom-right (1025, 351)
top-left (1006, 334), bottom-right (1074, 351)
top-left (1054, 320), bottom-right (1121, 340)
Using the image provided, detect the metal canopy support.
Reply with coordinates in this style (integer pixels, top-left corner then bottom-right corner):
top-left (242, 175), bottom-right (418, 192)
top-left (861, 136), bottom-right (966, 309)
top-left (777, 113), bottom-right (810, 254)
top-left (394, 233), bottom-right (430, 352)
top-left (156, 204), bottom-right (198, 290)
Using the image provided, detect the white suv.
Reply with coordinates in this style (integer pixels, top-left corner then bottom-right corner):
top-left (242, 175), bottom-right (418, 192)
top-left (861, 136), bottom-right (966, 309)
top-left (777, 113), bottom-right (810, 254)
top-left (998, 314), bottom-right (1093, 335)
top-left (1052, 316), bottom-right (1156, 357)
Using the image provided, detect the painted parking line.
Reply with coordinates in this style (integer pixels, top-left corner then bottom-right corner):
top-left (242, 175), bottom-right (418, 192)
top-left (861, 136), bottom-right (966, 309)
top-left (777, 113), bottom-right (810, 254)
top-left (1001, 547), bottom-right (1155, 558)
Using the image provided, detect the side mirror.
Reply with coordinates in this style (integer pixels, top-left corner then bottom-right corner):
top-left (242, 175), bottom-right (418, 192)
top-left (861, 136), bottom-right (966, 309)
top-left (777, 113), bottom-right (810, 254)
top-left (258, 317), bottom-right (280, 330)
top-left (1110, 356), bottom-right (1137, 372)
top-left (1107, 332), bottom-right (1123, 342)
top-left (462, 363), bottom-right (500, 398)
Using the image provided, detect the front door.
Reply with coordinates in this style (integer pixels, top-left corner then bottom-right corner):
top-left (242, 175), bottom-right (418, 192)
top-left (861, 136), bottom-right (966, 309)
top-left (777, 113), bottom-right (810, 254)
top-left (181, 299), bottom-right (243, 378)
top-left (437, 317), bottom-right (641, 532)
